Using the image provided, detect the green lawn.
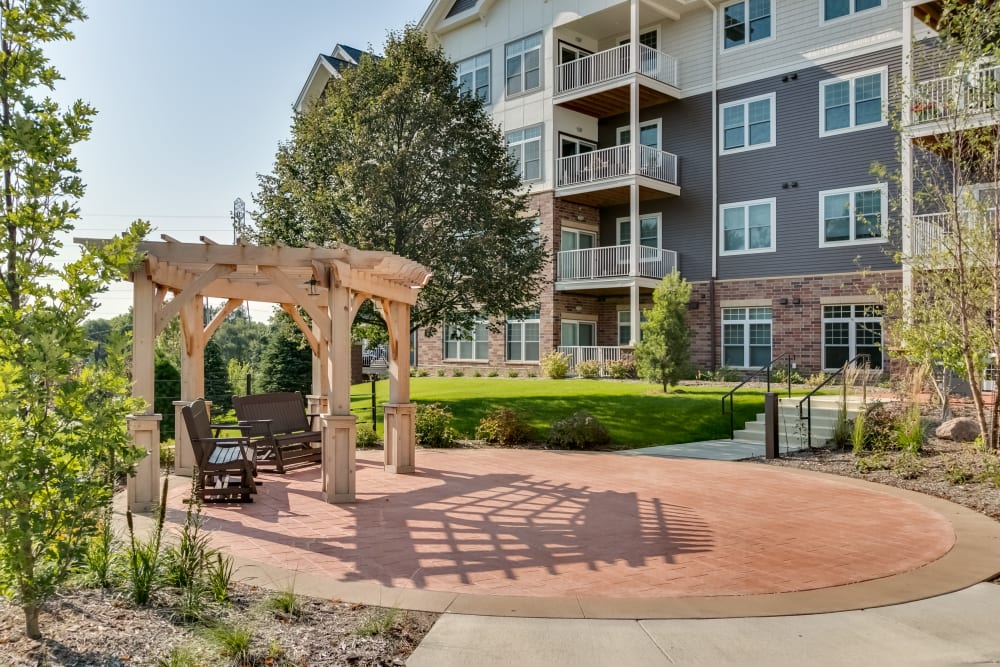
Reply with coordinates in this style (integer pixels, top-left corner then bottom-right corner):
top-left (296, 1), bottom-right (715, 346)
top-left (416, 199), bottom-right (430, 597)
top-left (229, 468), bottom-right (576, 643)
top-left (350, 377), bottom-right (804, 448)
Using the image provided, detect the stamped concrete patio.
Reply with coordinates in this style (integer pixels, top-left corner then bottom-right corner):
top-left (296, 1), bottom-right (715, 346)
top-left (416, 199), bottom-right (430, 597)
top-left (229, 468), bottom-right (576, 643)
top-left (163, 448), bottom-right (1000, 619)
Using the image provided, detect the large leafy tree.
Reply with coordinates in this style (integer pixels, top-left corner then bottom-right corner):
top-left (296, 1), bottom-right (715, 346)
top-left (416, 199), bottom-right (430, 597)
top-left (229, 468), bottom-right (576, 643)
top-left (252, 26), bottom-right (546, 334)
top-left (0, 0), bottom-right (146, 638)
top-left (635, 272), bottom-right (692, 392)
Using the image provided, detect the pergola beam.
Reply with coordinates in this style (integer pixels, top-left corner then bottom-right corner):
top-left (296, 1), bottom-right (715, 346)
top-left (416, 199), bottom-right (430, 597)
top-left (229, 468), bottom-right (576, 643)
top-left (155, 263), bottom-right (235, 336)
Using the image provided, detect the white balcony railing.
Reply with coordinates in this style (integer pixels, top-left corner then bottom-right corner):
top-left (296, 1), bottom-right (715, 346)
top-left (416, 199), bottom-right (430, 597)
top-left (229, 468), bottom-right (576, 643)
top-left (557, 245), bottom-right (678, 281)
top-left (556, 144), bottom-right (679, 189)
top-left (912, 64), bottom-right (1000, 124)
top-left (555, 43), bottom-right (679, 95)
top-left (558, 346), bottom-right (632, 376)
top-left (911, 209), bottom-right (998, 256)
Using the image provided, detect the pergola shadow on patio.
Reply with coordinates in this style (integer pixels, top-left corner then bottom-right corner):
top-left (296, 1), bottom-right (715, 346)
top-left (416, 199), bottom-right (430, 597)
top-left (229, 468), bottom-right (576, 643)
top-left (77, 235), bottom-right (430, 511)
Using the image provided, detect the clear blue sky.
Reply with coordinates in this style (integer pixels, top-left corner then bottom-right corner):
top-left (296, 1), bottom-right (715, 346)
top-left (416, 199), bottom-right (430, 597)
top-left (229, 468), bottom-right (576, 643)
top-left (48, 0), bottom-right (424, 319)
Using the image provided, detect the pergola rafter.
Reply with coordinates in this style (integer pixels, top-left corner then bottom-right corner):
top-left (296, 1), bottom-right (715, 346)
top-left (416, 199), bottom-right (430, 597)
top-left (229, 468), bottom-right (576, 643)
top-left (76, 235), bottom-right (430, 512)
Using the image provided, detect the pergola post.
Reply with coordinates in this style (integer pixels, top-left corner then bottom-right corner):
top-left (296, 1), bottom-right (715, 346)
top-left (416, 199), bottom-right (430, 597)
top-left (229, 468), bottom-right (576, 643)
top-left (128, 261), bottom-right (161, 512)
top-left (322, 279), bottom-right (357, 503)
top-left (174, 297), bottom-right (205, 476)
top-left (308, 306), bottom-right (330, 417)
top-left (383, 300), bottom-right (415, 474)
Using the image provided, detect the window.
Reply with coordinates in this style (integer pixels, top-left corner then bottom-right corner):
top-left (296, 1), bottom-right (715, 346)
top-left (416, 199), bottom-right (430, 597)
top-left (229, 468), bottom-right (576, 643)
top-left (720, 198), bottom-right (775, 254)
top-left (507, 313), bottom-right (539, 362)
top-left (823, 0), bottom-right (881, 22)
top-left (560, 320), bottom-right (595, 347)
top-left (820, 184), bottom-right (887, 246)
top-left (823, 304), bottom-right (882, 370)
top-left (723, 0), bottom-right (772, 49)
top-left (722, 307), bottom-right (772, 368)
top-left (721, 94), bottom-right (775, 153)
top-left (617, 120), bottom-right (660, 148)
top-left (820, 68), bottom-right (886, 135)
top-left (444, 320), bottom-right (488, 361)
top-left (505, 33), bottom-right (542, 96)
top-left (617, 214), bottom-right (661, 248)
top-left (560, 135), bottom-right (596, 158)
top-left (506, 125), bottom-right (543, 181)
top-left (456, 52), bottom-right (490, 102)
top-left (617, 310), bottom-right (648, 346)
top-left (560, 228), bottom-right (595, 251)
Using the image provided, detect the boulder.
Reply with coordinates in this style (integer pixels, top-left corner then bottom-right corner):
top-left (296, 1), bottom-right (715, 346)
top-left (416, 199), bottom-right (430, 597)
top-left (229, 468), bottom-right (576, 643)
top-left (934, 417), bottom-right (981, 442)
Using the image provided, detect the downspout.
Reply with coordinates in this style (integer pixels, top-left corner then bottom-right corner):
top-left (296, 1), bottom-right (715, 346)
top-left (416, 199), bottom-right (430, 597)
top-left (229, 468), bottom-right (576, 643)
top-left (702, 0), bottom-right (719, 368)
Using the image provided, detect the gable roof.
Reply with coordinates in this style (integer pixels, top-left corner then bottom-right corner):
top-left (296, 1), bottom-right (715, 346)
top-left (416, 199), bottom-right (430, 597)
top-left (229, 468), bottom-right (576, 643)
top-left (419, 0), bottom-right (497, 35)
top-left (294, 43), bottom-right (374, 114)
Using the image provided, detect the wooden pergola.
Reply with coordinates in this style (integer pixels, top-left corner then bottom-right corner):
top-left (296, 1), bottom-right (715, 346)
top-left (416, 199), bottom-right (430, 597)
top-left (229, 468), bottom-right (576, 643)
top-left (79, 236), bottom-right (430, 511)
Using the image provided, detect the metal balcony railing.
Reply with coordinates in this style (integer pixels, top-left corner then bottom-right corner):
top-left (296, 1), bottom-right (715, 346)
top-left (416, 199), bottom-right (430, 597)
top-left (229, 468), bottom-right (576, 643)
top-left (555, 43), bottom-right (679, 95)
top-left (556, 144), bottom-right (679, 189)
top-left (557, 245), bottom-right (678, 281)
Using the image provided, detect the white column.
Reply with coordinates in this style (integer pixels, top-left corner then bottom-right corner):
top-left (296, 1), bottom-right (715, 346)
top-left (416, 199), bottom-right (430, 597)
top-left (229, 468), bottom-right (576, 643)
top-left (384, 301), bottom-right (415, 474)
top-left (128, 262), bottom-right (160, 512)
top-left (322, 282), bottom-right (356, 503)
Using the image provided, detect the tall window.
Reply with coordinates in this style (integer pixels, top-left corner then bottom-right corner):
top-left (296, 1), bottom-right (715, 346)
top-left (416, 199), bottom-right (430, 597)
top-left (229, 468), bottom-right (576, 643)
top-left (617, 214), bottom-right (661, 248)
top-left (507, 313), bottom-right (540, 362)
top-left (723, 0), bottom-right (772, 49)
top-left (723, 307), bottom-right (772, 368)
top-left (823, 305), bottom-right (882, 370)
top-left (820, 184), bottom-right (887, 246)
top-left (456, 52), bottom-right (490, 102)
top-left (506, 125), bottom-right (543, 181)
top-left (821, 69), bottom-right (886, 135)
top-left (824, 0), bottom-right (881, 21)
top-left (721, 94), bottom-right (775, 153)
top-left (560, 320), bottom-right (595, 347)
top-left (444, 320), bottom-right (488, 361)
top-left (505, 33), bottom-right (542, 96)
top-left (720, 198), bottom-right (775, 254)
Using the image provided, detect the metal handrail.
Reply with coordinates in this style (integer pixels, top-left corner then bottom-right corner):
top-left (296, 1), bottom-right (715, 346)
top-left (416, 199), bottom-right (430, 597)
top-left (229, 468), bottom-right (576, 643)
top-left (721, 353), bottom-right (795, 439)
top-left (797, 354), bottom-right (870, 447)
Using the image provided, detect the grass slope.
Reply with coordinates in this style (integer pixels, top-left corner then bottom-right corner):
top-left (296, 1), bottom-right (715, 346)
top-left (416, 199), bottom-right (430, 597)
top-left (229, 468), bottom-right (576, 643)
top-left (351, 377), bottom-right (788, 448)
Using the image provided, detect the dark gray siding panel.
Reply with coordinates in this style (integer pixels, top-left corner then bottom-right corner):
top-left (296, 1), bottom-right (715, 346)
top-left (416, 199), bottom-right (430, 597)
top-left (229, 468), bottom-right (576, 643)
top-left (716, 47), bottom-right (902, 280)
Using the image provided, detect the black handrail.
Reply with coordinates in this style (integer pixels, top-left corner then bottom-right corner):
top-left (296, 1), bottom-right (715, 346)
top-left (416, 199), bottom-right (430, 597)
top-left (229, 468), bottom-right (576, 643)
top-left (797, 353), bottom-right (870, 447)
top-left (721, 353), bottom-right (795, 439)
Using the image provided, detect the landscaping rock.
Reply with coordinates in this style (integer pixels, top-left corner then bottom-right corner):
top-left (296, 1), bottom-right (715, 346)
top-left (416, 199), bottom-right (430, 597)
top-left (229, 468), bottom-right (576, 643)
top-left (934, 417), bottom-right (980, 442)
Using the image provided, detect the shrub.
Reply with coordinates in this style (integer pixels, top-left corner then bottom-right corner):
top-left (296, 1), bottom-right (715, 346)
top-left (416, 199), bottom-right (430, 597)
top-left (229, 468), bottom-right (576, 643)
top-left (356, 426), bottom-right (380, 449)
top-left (854, 452), bottom-right (890, 473)
top-left (473, 370), bottom-right (482, 377)
top-left (548, 412), bottom-right (611, 450)
top-left (452, 369), bottom-right (465, 377)
top-left (860, 401), bottom-right (900, 452)
top-left (576, 359), bottom-right (601, 379)
top-left (526, 371), bottom-right (537, 378)
top-left (415, 403), bottom-right (458, 447)
top-left (896, 403), bottom-right (925, 454)
top-left (487, 369), bottom-right (499, 377)
top-left (805, 371), bottom-right (829, 387)
top-left (476, 408), bottom-right (532, 446)
top-left (606, 359), bottom-right (636, 379)
top-left (540, 351), bottom-right (571, 379)
top-left (894, 452), bottom-right (923, 480)
top-left (81, 509), bottom-right (117, 589)
top-left (417, 369), bottom-right (429, 377)
top-left (507, 370), bottom-right (520, 378)
top-left (978, 453), bottom-right (1000, 487)
top-left (771, 367), bottom-right (804, 385)
top-left (708, 366), bottom-right (740, 382)
top-left (436, 369), bottom-right (446, 377)
top-left (160, 440), bottom-right (176, 471)
top-left (944, 460), bottom-right (974, 485)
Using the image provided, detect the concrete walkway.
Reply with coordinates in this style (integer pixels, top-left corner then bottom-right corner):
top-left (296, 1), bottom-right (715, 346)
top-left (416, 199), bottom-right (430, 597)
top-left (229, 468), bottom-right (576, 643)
top-left (408, 583), bottom-right (1000, 666)
top-left (619, 438), bottom-right (804, 461)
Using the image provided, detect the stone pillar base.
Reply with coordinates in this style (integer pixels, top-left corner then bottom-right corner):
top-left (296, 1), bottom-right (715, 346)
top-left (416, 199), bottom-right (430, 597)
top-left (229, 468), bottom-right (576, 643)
top-left (383, 403), bottom-right (416, 474)
top-left (127, 413), bottom-right (162, 513)
top-left (321, 414), bottom-right (357, 503)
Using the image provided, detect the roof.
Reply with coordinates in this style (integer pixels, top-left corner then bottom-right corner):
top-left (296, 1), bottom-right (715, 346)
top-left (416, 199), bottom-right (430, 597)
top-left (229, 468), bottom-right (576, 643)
top-left (419, 0), bottom-right (497, 35)
top-left (295, 44), bottom-right (375, 114)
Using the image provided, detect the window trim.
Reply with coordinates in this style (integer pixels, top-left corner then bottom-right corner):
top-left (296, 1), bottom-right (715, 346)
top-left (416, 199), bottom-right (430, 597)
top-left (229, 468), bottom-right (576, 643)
top-left (504, 31), bottom-right (543, 99)
top-left (558, 40), bottom-right (593, 64)
top-left (615, 213), bottom-right (663, 249)
top-left (443, 319), bottom-right (489, 362)
top-left (560, 319), bottom-right (597, 347)
top-left (558, 132), bottom-right (597, 158)
top-left (455, 50), bottom-right (492, 103)
top-left (506, 313), bottom-right (540, 363)
top-left (822, 304), bottom-right (883, 371)
top-left (721, 0), bottom-right (775, 52)
top-left (719, 92), bottom-right (776, 155)
top-left (818, 183), bottom-right (889, 248)
top-left (560, 227), bottom-right (597, 251)
top-left (616, 119), bottom-right (662, 148)
top-left (721, 306), bottom-right (773, 370)
top-left (819, 0), bottom-right (885, 25)
top-left (505, 124), bottom-right (544, 183)
top-left (719, 197), bottom-right (776, 256)
top-left (818, 66), bottom-right (889, 137)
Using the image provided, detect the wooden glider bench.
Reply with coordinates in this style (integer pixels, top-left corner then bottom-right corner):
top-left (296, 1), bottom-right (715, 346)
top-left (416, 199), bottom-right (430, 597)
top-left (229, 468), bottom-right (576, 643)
top-left (180, 398), bottom-right (257, 503)
top-left (232, 391), bottom-right (323, 473)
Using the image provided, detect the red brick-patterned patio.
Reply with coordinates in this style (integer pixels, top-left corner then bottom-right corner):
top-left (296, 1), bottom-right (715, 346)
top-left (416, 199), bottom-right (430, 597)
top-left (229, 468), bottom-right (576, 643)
top-left (163, 448), bottom-right (967, 606)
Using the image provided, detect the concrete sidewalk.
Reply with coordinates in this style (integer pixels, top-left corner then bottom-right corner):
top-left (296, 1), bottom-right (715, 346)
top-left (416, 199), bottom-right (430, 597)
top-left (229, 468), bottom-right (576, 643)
top-left (408, 583), bottom-right (1000, 666)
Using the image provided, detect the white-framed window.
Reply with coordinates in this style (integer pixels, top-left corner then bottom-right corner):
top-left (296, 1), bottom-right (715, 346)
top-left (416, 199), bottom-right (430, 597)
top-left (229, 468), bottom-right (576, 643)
top-left (617, 119), bottom-right (661, 148)
top-left (819, 184), bottom-right (887, 246)
top-left (559, 134), bottom-right (596, 158)
top-left (560, 227), bottom-right (596, 251)
top-left (617, 310), bottom-right (648, 346)
top-left (720, 93), bottom-right (775, 154)
top-left (823, 304), bottom-right (882, 370)
top-left (506, 125), bottom-right (543, 182)
top-left (505, 32), bottom-right (542, 96)
top-left (444, 320), bottom-right (489, 361)
top-left (560, 320), bottom-right (595, 347)
top-left (823, 0), bottom-right (882, 22)
top-left (720, 198), bottom-right (775, 255)
top-left (618, 28), bottom-right (659, 50)
top-left (723, 0), bottom-right (772, 50)
top-left (722, 307), bottom-right (772, 368)
top-left (507, 312), bottom-right (540, 362)
top-left (456, 51), bottom-right (491, 102)
top-left (820, 67), bottom-right (887, 136)
top-left (617, 213), bottom-right (661, 248)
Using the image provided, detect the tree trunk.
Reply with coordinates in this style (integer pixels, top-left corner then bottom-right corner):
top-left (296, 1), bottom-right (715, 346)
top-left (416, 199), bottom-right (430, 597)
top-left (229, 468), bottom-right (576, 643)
top-left (23, 603), bottom-right (40, 640)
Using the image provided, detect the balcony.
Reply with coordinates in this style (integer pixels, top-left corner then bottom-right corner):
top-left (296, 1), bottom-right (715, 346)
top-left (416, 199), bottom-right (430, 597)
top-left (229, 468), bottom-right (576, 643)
top-left (910, 64), bottom-right (1000, 133)
top-left (554, 43), bottom-right (681, 117)
top-left (910, 209), bottom-right (997, 257)
top-left (555, 144), bottom-right (680, 206)
top-left (557, 244), bottom-right (677, 289)
top-left (558, 346), bottom-right (633, 377)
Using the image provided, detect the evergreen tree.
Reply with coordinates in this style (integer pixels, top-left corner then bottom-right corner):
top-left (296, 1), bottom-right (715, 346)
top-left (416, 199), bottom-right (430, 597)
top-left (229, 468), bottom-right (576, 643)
top-left (634, 272), bottom-right (692, 392)
top-left (153, 351), bottom-right (180, 439)
top-left (259, 311), bottom-right (312, 396)
top-left (204, 339), bottom-right (232, 411)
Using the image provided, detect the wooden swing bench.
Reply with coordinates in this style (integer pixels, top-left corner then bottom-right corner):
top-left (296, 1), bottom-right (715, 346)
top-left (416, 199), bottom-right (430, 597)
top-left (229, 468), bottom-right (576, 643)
top-left (233, 391), bottom-right (323, 474)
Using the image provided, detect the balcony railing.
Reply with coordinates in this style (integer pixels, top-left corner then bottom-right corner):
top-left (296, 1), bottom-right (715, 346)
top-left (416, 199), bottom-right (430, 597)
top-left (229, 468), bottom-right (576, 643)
top-left (555, 43), bottom-right (679, 95)
top-left (910, 209), bottom-right (998, 256)
top-left (558, 346), bottom-right (633, 376)
top-left (912, 64), bottom-right (1000, 124)
top-left (556, 144), bottom-right (679, 189)
top-left (557, 244), bottom-right (678, 282)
